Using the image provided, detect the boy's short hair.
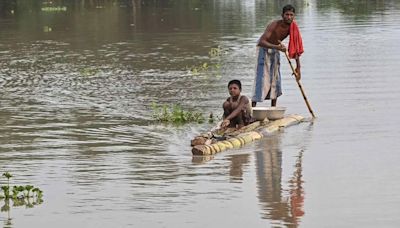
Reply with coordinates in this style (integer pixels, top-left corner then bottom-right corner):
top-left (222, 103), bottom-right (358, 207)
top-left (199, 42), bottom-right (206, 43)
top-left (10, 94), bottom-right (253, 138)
top-left (228, 79), bottom-right (242, 90)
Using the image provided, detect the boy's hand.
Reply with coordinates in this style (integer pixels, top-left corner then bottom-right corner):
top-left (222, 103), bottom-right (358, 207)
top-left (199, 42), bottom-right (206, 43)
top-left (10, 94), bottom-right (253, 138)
top-left (221, 119), bottom-right (230, 128)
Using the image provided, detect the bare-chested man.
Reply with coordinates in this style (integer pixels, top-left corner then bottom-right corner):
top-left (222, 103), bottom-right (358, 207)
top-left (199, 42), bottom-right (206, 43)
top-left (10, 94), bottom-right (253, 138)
top-left (251, 4), bottom-right (301, 107)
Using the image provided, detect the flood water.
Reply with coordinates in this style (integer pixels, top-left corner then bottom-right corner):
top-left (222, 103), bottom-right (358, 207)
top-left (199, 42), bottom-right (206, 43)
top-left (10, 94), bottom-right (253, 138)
top-left (1, 0), bottom-right (400, 227)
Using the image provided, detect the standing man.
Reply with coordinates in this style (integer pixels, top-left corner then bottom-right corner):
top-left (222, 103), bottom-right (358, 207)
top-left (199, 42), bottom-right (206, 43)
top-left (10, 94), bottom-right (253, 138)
top-left (251, 4), bottom-right (303, 107)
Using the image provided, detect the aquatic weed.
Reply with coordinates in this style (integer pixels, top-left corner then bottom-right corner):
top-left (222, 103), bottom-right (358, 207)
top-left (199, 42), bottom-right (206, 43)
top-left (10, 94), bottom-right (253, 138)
top-left (79, 67), bottom-right (99, 76)
top-left (186, 46), bottom-right (224, 77)
top-left (0, 172), bottom-right (44, 211)
top-left (41, 6), bottom-right (67, 12)
top-left (152, 102), bottom-right (205, 124)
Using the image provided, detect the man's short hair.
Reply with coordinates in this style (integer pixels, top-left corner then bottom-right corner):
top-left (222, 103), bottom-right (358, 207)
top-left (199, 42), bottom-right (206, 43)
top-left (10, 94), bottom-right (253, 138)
top-left (282, 4), bottom-right (295, 14)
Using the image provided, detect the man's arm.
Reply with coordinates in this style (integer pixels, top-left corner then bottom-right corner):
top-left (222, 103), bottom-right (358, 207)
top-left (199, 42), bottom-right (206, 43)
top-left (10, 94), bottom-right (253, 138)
top-left (258, 22), bottom-right (286, 51)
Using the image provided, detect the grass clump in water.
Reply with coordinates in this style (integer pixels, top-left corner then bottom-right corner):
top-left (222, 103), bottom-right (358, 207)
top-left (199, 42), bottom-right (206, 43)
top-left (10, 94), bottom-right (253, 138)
top-left (152, 102), bottom-right (205, 124)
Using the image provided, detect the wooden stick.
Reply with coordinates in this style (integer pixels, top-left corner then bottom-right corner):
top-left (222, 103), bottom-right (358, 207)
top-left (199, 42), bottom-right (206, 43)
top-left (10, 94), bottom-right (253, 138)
top-left (283, 51), bottom-right (316, 118)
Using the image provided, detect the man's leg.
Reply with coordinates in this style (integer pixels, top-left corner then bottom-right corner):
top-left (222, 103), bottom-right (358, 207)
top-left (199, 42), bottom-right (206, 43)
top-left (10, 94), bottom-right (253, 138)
top-left (271, 99), bottom-right (277, 107)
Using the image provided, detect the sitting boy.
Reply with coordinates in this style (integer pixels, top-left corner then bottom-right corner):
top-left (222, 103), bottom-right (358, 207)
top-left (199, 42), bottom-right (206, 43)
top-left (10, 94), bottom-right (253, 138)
top-left (221, 80), bottom-right (253, 129)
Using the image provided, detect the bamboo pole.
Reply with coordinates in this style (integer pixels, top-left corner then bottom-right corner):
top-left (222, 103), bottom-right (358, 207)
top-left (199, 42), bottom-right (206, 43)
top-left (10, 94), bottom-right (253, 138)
top-left (283, 51), bottom-right (316, 118)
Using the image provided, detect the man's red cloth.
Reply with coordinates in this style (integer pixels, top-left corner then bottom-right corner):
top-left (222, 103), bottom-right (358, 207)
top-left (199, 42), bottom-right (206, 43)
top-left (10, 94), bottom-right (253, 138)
top-left (288, 21), bottom-right (304, 59)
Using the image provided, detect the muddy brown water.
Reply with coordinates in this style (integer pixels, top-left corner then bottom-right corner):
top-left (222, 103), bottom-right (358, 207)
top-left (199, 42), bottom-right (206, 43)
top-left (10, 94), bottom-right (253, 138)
top-left (1, 0), bottom-right (400, 227)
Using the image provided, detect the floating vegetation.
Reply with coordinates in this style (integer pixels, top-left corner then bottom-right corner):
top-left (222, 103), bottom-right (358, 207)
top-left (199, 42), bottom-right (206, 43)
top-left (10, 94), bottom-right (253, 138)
top-left (187, 46), bottom-right (224, 77)
top-left (41, 6), bottom-right (67, 12)
top-left (43, 26), bottom-right (52, 33)
top-left (209, 46), bottom-right (222, 58)
top-left (79, 67), bottom-right (99, 77)
top-left (188, 62), bottom-right (210, 75)
top-left (208, 112), bottom-right (216, 124)
top-left (152, 102), bottom-right (205, 124)
top-left (0, 172), bottom-right (43, 212)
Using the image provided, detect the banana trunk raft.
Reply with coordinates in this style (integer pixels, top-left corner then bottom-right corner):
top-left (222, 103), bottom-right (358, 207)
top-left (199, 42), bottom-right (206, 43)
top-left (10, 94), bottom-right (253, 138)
top-left (191, 114), bottom-right (304, 155)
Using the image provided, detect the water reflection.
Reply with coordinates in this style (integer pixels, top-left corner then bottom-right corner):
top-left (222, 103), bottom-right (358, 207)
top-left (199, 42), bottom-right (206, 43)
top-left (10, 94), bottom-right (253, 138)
top-left (288, 150), bottom-right (305, 223)
top-left (315, 0), bottom-right (399, 17)
top-left (255, 135), bottom-right (304, 227)
top-left (1, 199), bottom-right (12, 228)
top-left (1, 197), bottom-right (43, 228)
top-left (228, 153), bottom-right (250, 181)
top-left (192, 155), bottom-right (214, 164)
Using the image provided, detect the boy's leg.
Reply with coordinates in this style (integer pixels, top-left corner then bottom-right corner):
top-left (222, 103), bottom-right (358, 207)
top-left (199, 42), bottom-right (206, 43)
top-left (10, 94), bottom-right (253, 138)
top-left (223, 101), bottom-right (231, 117)
top-left (233, 115), bottom-right (244, 128)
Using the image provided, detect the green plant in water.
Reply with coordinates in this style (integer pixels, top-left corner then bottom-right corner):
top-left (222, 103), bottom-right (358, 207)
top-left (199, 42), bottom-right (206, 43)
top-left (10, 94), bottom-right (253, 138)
top-left (188, 62), bottom-right (209, 75)
top-left (208, 112), bottom-right (215, 124)
top-left (2, 172), bottom-right (12, 180)
top-left (152, 102), bottom-right (205, 124)
top-left (32, 188), bottom-right (43, 199)
top-left (0, 172), bottom-right (44, 211)
top-left (1, 172), bottom-right (12, 199)
top-left (24, 185), bottom-right (34, 198)
top-left (12, 186), bottom-right (19, 199)
top-left (3, 172), bottom-right (12, 187)
top-left (41, 6), bottom-right (67, 12)
top-left (43, 26), bottom-right (52, 32)
top-left (187, 46), bottom-right (224, 77)
top-left (16, 186), bottom-right (25, 197)
top-left (79, 68), bottom-right (99, 77)
top-left (1, 186), bottom-right (10, 199)
top-left (209, 46), bottom-right (222, 57)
